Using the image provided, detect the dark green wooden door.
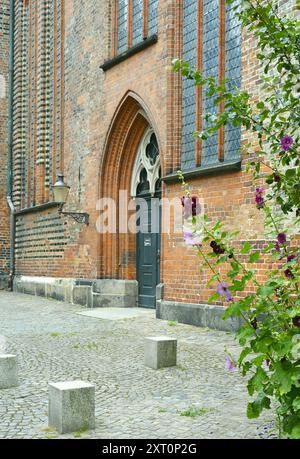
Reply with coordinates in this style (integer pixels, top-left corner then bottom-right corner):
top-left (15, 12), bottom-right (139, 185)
top-left (136, 190), bottom-right (161, 309)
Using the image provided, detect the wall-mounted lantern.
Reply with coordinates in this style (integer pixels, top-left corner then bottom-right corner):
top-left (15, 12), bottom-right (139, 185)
top-left (53, 173), bottom-right (89, 225)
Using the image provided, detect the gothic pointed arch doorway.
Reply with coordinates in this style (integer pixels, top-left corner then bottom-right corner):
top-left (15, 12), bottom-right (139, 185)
top-left (131, 128), bottom-right (161, 308)
top-left (98, 92), bottom-right (163, 309)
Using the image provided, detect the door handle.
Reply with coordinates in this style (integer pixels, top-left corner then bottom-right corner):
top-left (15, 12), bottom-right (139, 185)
top-left (157, 249), bottom-right (160, 260)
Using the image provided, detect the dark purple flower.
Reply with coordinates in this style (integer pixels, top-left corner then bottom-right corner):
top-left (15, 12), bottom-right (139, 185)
top-left (255, 196), bottom-right (264, 206)
top-left (292, 316), bottom-right (300, 328)
top-left (275, 241), bottom-right (281, 252)
top-left (225, 355), bottom-right (237, 373)
top-left (216, 282), bottom-right (233, 302)
top-left (251, 318), bottom-right (258, 330)
top-left (181, 197), bottom-right (192, 219)
top-left (280, 136), bottom-right (294, 151)
top-left (287, 254), bottom-right (296, 262)
top-left (191, 196), bottom-right (201, 217)
top-left (277, 233), bottom-right (287, 245)
top-left (284, 269), bottom-right (295, 279)
top-left (181, 196), bottom-right (201, 219)
top-left (273, 174), bottom-right (281, 183)
top-left (255, 188), bottom-right (264, 208)
top-left (210, 241), bottom-right (225, 255)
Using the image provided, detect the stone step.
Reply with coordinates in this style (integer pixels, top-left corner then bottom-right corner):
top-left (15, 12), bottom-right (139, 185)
top-left (91, 292), bottom-right (137, 308)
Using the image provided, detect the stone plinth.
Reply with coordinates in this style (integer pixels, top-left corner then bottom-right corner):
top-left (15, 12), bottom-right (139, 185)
top-left (48, 380), bottom-right (95, 434)
top-left (145, 337), bottom-right (177, 370)
top-left (0, 355), bottom-right (18, 389)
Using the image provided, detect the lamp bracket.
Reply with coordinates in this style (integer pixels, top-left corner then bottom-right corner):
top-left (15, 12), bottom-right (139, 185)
top-left (58, 205), bottom-right (89, 225)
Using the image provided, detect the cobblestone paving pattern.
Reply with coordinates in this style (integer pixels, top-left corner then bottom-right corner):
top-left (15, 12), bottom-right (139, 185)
top-left (0, 292), bottom-right (275, 439)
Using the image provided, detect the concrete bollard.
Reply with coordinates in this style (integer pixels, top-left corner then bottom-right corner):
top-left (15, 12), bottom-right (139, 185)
top-left (48, 380), bottom-right (95, 434)
top-left (145, 337), bottom-right (177, 370)
top-left (0, 354), bottom-right (18, 389)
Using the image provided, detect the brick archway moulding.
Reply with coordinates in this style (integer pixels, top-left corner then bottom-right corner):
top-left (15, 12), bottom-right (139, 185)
top-left (98, 91), bottom-right (163, 280)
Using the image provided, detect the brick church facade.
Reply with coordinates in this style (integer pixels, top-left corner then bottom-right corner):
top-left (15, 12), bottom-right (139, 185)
top-left (0, 1), bottom-right (294, 330)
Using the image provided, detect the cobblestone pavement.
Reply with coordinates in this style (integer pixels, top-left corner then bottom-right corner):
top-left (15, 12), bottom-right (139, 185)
top-left (0, 292), bottom-right (274, 439)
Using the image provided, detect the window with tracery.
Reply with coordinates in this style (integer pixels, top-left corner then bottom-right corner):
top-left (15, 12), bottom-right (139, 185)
top-left (114, 0), bottom-right (158, 56)
top-left (182, 0), bottom-right (241, 170)
top-left (131, 129), bottom-right (160, 198)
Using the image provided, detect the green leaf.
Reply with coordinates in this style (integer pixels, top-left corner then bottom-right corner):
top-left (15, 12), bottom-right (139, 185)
top-left (236, 325), bottom-right (256, 346)
top-left (292, 397), bottom-right (300, 412)
top-left (248, 367), bottom-right (268, 396)
top-left (207, 273), bottom-right (221, 286)
top-left (272, 361), bottom-right (294, 395)
top-left (251, 355), bottom-right (265, 367)
top-left (291, 424), bottom-right (300, 439)
top-left (241, 241), bottom-right (252, 254)
top-left (249, 252), bottom-right (260, 263)
top-left (285, 168), bottom-right (296, 179)
top-left (208, 292), bottom-right (220, 303)
top-left (212, 221), bottom-right (222, 231)
top-left (258, 285), bottom-right (275, 298)
top-left (238, 347), bottom-right (252, 365)
top-left (247, 394), bottom-right (271, 419)
top-left (247, 402), bottom-right (261, 419)
top-left (283, 414), bottom-right (300, 436)
top-left (256, 101), bottom-right (265, 109)
top-left (221, 301), bottom-right (244, 320)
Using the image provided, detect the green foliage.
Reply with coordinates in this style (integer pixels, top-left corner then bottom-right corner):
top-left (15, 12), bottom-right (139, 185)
top-left (50, 332), bottom-right (60, 338)
top-left (174, 0), bottom-right (300, 439)
top-left (168, 320), bottom-right (178, 327)
top-left (158, 407), bottom-right (167, 413)
top-left (179, 406), bottom-right (213, 418)
top-left (72, 341), bottom-right (99, 350)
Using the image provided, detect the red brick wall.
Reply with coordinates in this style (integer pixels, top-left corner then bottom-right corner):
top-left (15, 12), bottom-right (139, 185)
top-left (0, 1), bottom-right (10, 280)
top-left (12, 0), bottom-right (295, 307)
top-left (15, 207), bottom-right (97, 278)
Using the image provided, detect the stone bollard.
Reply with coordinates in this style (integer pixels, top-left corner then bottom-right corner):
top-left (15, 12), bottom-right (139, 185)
top-left (0, 355), bottom-right (18, 389)
top-left (48, 380), bottom-right (95, 434)
top-left (145, 337), bottom-right (177, 370)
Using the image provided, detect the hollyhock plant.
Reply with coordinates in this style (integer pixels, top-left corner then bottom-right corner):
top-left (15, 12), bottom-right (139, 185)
top-left (174, 0), bottom-right (300, 439)
top-left (292, 316), bottom-right (300, 328)
top-left (181, 196), bottom-right (201, 218)
top-left (251, 318), bottom-right (258, 330)
top-left (277, 233), bottom-right (287, 245)
top-left (280, 136), bottom-right (293, 151)
top-left (287, 254), bottom-right (296, 262)
top-left (181, 197), bottom-right (192, 219)
top-left (191, 196), bottom-right (201, 217)
top-left (183, 228), bottom-right (202, 246)
top-left (255, 187), bottom-right (264, 208)
top-left (275, 241), bottom-right (281, 252)
top-left (216, 282), bottom-right (233, 302)
top-left (210, 240), bottom-right (225, 255)
top-left (284, 269), bottom-right (295, 279)
top-left (225, 355), bottom-right (237, 373)
top-left (273, 174), bottom-right (281, 183)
